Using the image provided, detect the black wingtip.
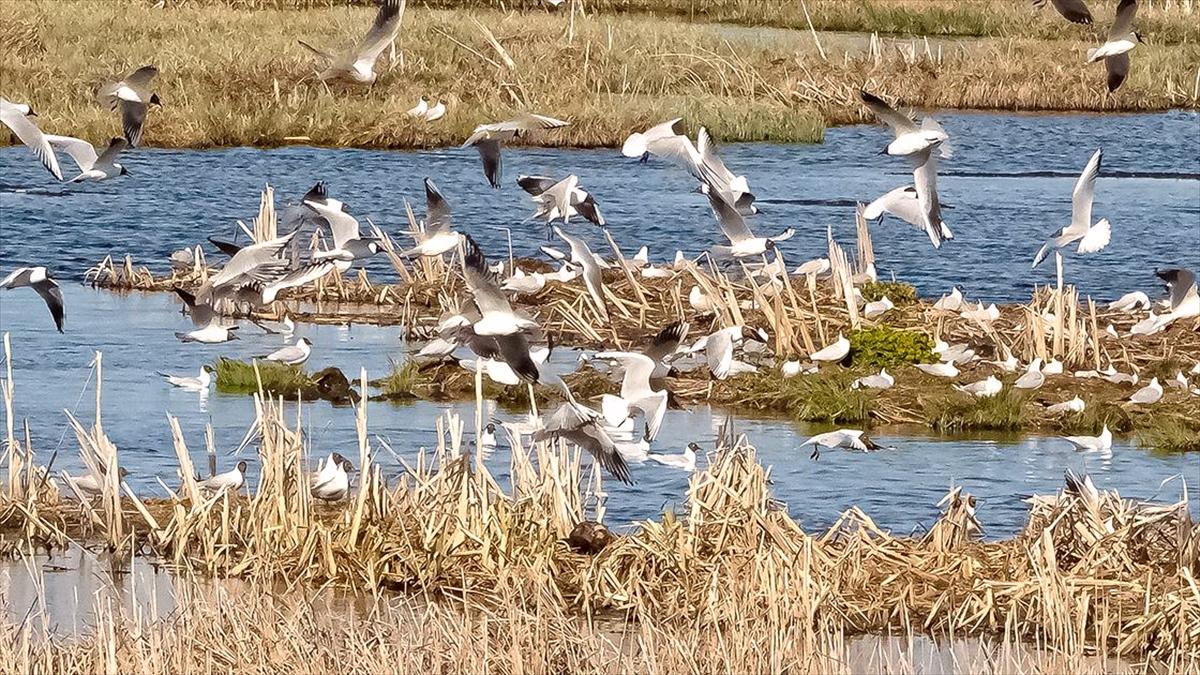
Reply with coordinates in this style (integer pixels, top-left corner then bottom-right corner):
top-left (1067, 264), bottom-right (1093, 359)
top-left (303, 181), bottom-right (328, 204)
top-left (859, 89), bottom-right (882, 105)
top-left (173, 286), bottom-right (196, 307)
top-left (463, 235), bottom-right (487, 273)
top-left (207, 237), bottom-right (243, 257)
top-left (423, 177), bottom-right (440, 201)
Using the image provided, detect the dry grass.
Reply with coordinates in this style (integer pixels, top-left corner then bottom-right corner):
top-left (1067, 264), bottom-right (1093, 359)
top-left (1, 0), bottom-right (1196, 150)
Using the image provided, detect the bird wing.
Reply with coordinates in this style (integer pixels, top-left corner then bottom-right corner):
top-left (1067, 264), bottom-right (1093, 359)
top-left (505, 112), bottom-right (571, 133)
top-left (321, 207), bottom-right (361, 249)
top-left (911, 151), bottom-right (946, 248)
top-left (352, 0), bottom-right (405, 72)
top-left (1071, 149), bottom-right (1102, 229)
top-left (298, 39), bottom-right (333, 61)
top-left (475, 139), bottom-right (503, 189)
top-left (645, 117), bottom-right (684, 140)
top-left (43, 134), bottom-right (99, 172)
top-left (859, 90), bottom-right (918, 135)
top-left (208, 231), bottom-right (298, 289)
top-left (574, 193), bottom-right (605, 227)
top-left (462, 235), bottom-right (515, 319)
top-left (563, 425), bottom-right (632, 485)
top-left (706, 188), bottom-right (754, 244)
top-left (1077, 218), bottom-right (1111, 254)
top-left (33, 278), bottom-right (65, 333)
top-left (1156, 268), bottom-right (1197, 310)
top-left (640, 390), bottom-right (668, 442)
top-left (422, 177), bottom-right (453, 235)
top-left (645, 134), bottom-right (701, 177)
top-left (516, 175), bottom-right (556, 196)
top-left (1048, 0), bottom-right (1093, 23)
top-left (123, 65), bottom-right (160, 95)
top-left (1109, 0), bottom-right (1138, 40)
top-left (94, 137), bottom-right (129, 168)
top-left (208, 237), bottom-right (243, 257)
top-left (1105, 52), bottom-right (1130, 92)
top-left (119, 100), bottom-right (149, 147)
top-left (864, 186), bottom-right (924, 226)
top-left (706, 330), bottom-right (734, 379)
top-left (0, 107), bottom-right (62, 180)
top-left (594, 351), bottom-right (656, 398)
top-left (695, 127), bottom-right (737, 189)
top-left (265, 345), bottom-right (303, 362)
top-left (0, 268), bottom-right (31, 288)
top-left (643, 321), bottom-right (689, 363)
top-left (495, 332), bottom-right (540, 383)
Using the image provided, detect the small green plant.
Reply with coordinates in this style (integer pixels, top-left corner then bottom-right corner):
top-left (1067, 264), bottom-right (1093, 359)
top-left (716, 370), bottom-right (875, 424)
top-left (859, 281), bottom-right (918, 305)
top-left (215, 358), bottom-right (313, 396)
top-left (1139, 421), bottom-right (1200, 453)
top-left (375, 361), bottom-right (425, 399)
top-left (927, 389), bottom-right (1029, 431)
top-left (848, 326), bottom-right (935, 369)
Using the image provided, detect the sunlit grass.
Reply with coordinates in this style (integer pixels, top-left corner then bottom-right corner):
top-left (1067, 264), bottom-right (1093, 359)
top-left (1139, 420), bottom-right (1200, 453)
top-left (215, 357), bottom-right (312, 395)
top-left (926, 389), bottom-right (1028, 431)
top-left (717, 370), bottom-right (876, 424)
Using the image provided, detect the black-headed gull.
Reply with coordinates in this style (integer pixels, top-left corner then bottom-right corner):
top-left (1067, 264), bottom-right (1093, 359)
top-left (298, 0), bottom-right (404, 84)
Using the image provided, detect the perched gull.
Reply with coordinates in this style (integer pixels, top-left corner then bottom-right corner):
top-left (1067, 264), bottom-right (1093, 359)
top-left (97, 65), bottom-right (162, 147)
top-left (0, 98), bottom-right (62, 180)
top-left (1013, 358), bottom-right (1045, 390)
top-left (862, 185), bottom-right (953, 249)
top-left (1155, 267), bottom-right (1200, 326)
top-left (793, 257), bottom-right (830, 278)
top-left (400, 178), bottom-right (464, 258)
top-left (61, 467), bottom-right (129, 498)
top-left (809, 334), bottom-right (850, 364)
top-left (852, 368), bottom-right (894, 390)
top-left (406, 98), bottom-right (428, 118)
top-left (694, 325), bottom-right (767, 379)
top-left (298, 0), bottom-right (404, 84)
top-left (705, 185), bottom-right (792, 258)
top-left (1126, 377), bottom-right (1162, 405)
top-left (517, 174), bottom-right (605, 227)
top-left (44, 136), bottom-right (129, 182)
top-left (1063, 425), bottom-right (1112, 452)
top-left (258, 337), bottom-right (313, 366)
top-left (689, 285), bottom-right (715, 312)
top-left (158, 365), bottom-right (215, 391)
top-left (960, 302), bottom-right (1000, 324)
top-left (932, 287), bottom-right (964, 311)
top-left (1032, 149), bottom-right (1111, 268)
top-left (863, 296), bottom-right (895, 320)
top-left (1108, 291), bottom-right (1150, 312)
top-left (462, 113), bottom-right (570, 188)
top-left (621, 117), bottom-right (683, 160)
top-left (535, 385), bottom-right (632, 484)
top-left (593, 351), bottom-right (669, 442)
top-left (646, 443), bottom-right (699, 472)
top-left (311, 453), bottom-right (354, 501)
top-left (424, 101), bottom-right (446, 122)
top-left (200, 461), bottom-right (247, 493)
top-left (939, 343), bottom-right (976, 365)
top-left (955, 375), bottom-right (1003, 398)
top-left (1044, 396), bottom-right (1086, 414)
top-left (1043, 358), bottom-right (1064, 375)
top-left (1086, 0), bottom-right (1142, 92)
top-left (0, 267), bottom-right (64, 332)
top-left (553, 227), bottom-right (609, 321)
top-left (859, 90), bottom-right (951, 160)
top-left (501, 268), bottom-right (546, 295)
top-left (782, 360), bottom-right (817, 378)
top-left (302, 182), bottom-right (381, 269)
top-left (801, 429), bottom-right (884, 460)
top-left (1034, 0), bottom-right (1093, 24)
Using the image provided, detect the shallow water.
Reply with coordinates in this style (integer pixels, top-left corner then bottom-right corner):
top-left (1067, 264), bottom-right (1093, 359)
top-left (1, 111), bottom-right (1197, 301)
top-left (0, 288), bottom-right (1194, 538)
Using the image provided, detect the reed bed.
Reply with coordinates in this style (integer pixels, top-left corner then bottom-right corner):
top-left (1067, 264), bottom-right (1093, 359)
top-left (1, 353), bottom-right (1198, 668)
top-left (2, 0), bottom-right (1197, 151)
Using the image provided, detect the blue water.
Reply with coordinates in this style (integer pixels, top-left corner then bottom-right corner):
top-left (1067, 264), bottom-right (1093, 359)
top-left (1, 111), bottom-right (1198, 301)
top-left (1, 111), bottom-right (1198, 537)
top-left (0, 287), bottom-right (1194, 538)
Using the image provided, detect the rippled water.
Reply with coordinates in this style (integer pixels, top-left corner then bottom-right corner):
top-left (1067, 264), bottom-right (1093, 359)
top-left (1, 111), bottom-right (1197, 301)
top-left (1, 111), bottom-right (1197, 537)
top-left (0, 287), bottom-right (1194, 538)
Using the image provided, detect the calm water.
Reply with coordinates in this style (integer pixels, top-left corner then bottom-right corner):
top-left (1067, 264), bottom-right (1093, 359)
top-left (0, 287), bottom-right (1194, 538)
top-left (0, 111), bottom-right (1197, 301)
top-left (1, 111), bottom-right (1198, 537)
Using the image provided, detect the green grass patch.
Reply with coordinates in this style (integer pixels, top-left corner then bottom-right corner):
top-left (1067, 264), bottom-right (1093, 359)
top-left (859, 281), bottom-right (918, 306)
top-left (1139, 421), bottom-right (1200, 453)
top-left (1056, 402), bottom-right (1133, 434)
top-left (375, 360), bottom-right (426, 399)
top-left (848, 326), bottom-right (935, 369)
top-left (926, 389), bottom-right (1028, 432)
top-left (215, 358), bottom-right (313, 396)
top-left (717, 370), bottom-right (875, 424)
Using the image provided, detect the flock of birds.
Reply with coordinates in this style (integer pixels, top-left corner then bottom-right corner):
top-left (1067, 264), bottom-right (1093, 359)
top-left (1, 0), bottom-right (1195, 495)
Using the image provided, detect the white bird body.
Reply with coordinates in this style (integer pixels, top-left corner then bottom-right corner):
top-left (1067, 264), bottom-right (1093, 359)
top-left (809, 334), bottom-right (849, 363)
top-left (915, 362), bottom-right (959, 378)
top-left (793, 258), bottom-right (830, 277)
top-left (1127, 377), bottom-right (1162, 405)
top-left (200, 461), bottom-right (247, 493)
top-left (1063, 425), bottom-right (1112, 452)
top-left (781, 360), bottom-right (815, 378)
top-left (863, 296), bottom-right (894, 319)
top-left (501, 268), bottom-right (547, 295)
top-left (593, 351), bottom-right (669, 442)
top-left (689, 285), bottom-right (715, 312)
top-left (933, 287), bottom-right (964, 311)
top-left (160, 366), bottom-right (213, 391)
top-left (260, 337), bottom-right (312, 366)
top-left (801, 429), bottom-right (883, 459)
top-left (1032, 149), bottom-right (1111, 268)
top-left (646, 443), bottom-right (698, 472)
top-left (991, 354), bottom-right (1020, 372)
top-left (622, 118), bottom-right (684, 158)
top-left (1045, 396), bottom-right (1086, 414)
top-left (177, 320), bottom-right (238, 344)
top-left (1087, 37), bottom-right (1137, 63)
top-left (960, 303), bottom-right (1000, 324)
top-left (1108, 291), bottom-right (1150, 312)
top-left (1014, 358), bottom-right (1045, 390)
top-left (406, 98), bottom-right (429, 118)
top-left (852, 368), bottom-right (894, 390)
top-left (1043, 358), bottom-right (1064, 375)
top-left (955, 375), bottom-right (1003, 398)
top-left (423, 101), bottom-right (446, 122)
top-left (311, 455), bottom-right (351, 501)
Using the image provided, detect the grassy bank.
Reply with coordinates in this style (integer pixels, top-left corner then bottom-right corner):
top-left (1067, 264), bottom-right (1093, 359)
top-left (2, 0), bottom-right (1197, 149)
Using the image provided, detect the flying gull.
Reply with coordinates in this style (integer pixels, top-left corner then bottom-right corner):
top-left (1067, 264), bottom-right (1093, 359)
top-left (302, 182), bottom-right (381, 269)
top-left (1032, 149), bottom-right (1111, 268)
top-left (705, 187), bottom-right (793, 258)
top-left (459, 235), bottom-right (540, 382)
top-left (97, 65), bottom-right (162, 147)
top-left (553, 227), bottom-right (609, 321)
top-left (593, 351), bottom-right (669, 442)
top-left (44, 136), bottom-right (129, 182)
top-left (461, 113), bottom-right (570, 188)
top-left (400, 178), bottom-right (464, 258)
top-left (1, 267), bottom-right (64, 333)
top-left (802, 429), bottom-right (885, 460)
top-left (1086, 0), bottom-right (1142, 92)
top-left (299, 0), bottom-right (405, 84)
top-left (517, 174), bottom-right (605, 227)
top-left (534, 384), bottom-right (633, 485)
top-left (1034, 0), bottom-right (1093, 24)
top-left (0, 98), bottom-right (62, 180)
